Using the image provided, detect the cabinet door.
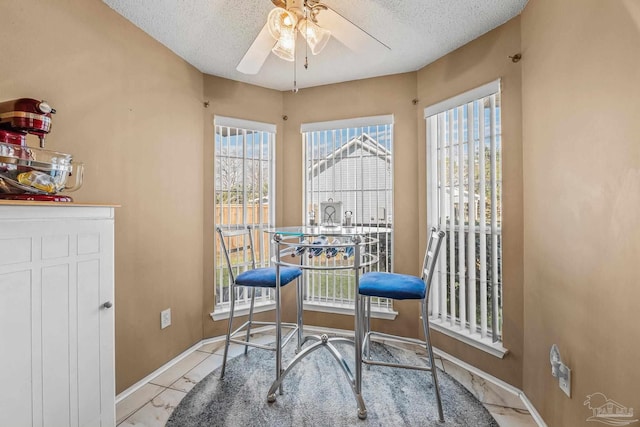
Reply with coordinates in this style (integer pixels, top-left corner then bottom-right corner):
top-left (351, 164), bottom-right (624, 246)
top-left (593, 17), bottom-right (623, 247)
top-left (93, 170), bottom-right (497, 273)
top-left (74, 219), bottom-right (115, 427)
top-left (0, 214), bottom-right (115, 427)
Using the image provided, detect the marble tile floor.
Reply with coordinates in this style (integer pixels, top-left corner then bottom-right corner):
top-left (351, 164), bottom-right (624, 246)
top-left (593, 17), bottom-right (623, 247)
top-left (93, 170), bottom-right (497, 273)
top-left (116, 330), bottom-right (539, 427)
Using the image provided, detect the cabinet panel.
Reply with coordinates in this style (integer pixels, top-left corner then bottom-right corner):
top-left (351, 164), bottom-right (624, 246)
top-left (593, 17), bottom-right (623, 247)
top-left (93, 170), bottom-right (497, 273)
top-left (78, 233), bottom-right (100, 255)
top-left (78, 259), bottom-right (102, 427)
top-left (42, 264), bottom-right (71, 427)
top-left (41, 235), bottom-right (70, 260)
top-left (0, 270), bottom-right (33, 427)
top-left (0, 237), bottom-right (31, 266)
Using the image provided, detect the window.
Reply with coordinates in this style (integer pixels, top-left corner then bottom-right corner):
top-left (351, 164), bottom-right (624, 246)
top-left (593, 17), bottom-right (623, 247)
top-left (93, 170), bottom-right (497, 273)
top-left (425, 80), bottom-right (506, 356)
top-left (214, 116), bottom-right (275, 315)
top-left (302, 115), bottom-right (394, 318)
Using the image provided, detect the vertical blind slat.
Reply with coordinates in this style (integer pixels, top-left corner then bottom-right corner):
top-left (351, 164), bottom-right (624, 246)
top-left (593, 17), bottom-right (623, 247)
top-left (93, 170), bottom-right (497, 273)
top-left (457, 106), bottom-right (466, 329)
top-left (438, 113), bottom-right (448, 323)
top-left (427, 117), bottom-right (439, 317)
top-left (448, 110), bottom-right (456, 327)
top-left (490, 95), bottom-right (499, 342)
top-left (467, 102), bottom-right (477, 334)
top-left (478, 102), bottom-right (488, 339)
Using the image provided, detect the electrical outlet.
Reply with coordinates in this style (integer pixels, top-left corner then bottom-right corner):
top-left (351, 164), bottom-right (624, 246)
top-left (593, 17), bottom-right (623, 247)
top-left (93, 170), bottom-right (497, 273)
top-left (559, 365), bottom-right (571, 397)
top-left (161, 308), bottom-right (171, 329)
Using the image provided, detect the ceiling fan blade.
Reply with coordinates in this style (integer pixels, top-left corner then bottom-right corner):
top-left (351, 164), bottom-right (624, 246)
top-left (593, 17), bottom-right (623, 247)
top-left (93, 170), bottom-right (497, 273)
top-left (316, 6), bottom-right (391, 52)
top-left (236, 23), bottom-right (275, 75)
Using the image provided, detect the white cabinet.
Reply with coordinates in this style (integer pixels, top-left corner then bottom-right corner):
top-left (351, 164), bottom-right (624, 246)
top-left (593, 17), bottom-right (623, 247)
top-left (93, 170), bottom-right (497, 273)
top-left (0, 204), bottom-right (115, 427)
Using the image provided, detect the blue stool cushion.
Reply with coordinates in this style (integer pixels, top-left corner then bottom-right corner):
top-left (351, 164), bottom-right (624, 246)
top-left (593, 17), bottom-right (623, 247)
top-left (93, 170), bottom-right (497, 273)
top-left (235, 267), bottom-right (302, 288)
top-left (359, 272), bottom-right (426, 300)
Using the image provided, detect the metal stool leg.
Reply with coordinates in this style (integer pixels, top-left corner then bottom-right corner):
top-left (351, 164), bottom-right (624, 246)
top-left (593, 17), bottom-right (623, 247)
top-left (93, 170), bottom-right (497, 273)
top-left (275, 264), bottom-right (283, 394)
top-left (421, 300), bottom-right (444, 422)
top-left (244, 287), bottom-right (256, 355)
top-left (364, 297), bottom-right (372, 364)
top-left (296, 276), bottom-right (304, 353)
top-left (220, 284), bottom-right (236, 379)
top-left (355, 292), bottom-right (367, 419)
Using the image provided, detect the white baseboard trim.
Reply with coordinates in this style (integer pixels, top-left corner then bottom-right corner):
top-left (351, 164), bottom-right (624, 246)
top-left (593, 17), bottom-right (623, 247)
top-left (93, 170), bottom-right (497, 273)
top-left (115, 325), bottom-right (273, 403)
top-left (116, 325), bottom-right (546, 427)
top-left (433, 347), bottom-right (547, 427)
top-left (115, 339), bottom-right (203, 403)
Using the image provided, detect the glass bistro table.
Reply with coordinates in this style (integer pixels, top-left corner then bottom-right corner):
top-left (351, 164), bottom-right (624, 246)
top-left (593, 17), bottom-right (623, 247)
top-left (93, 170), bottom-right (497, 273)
top-left (264, 226), bottom-right (379, 420)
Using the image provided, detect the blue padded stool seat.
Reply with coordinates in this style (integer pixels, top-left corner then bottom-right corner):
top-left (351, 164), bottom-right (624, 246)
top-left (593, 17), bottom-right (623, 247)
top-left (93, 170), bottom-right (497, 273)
top-left (236, 266), bottom-right (302, 288)
top-left (359, 272), bottom-right (426, 300)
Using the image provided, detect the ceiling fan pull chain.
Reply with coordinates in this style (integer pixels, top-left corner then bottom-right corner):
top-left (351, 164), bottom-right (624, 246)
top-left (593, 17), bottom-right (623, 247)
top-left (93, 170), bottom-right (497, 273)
top-left (293, 29), bottom-right (299, 93)
top-left (304, 6), bottom-right (309, 70)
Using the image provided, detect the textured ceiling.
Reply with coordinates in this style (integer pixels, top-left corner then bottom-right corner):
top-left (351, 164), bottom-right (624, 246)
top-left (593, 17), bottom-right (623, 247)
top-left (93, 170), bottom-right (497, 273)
top-left (102, 0), bottom-right (527, 91)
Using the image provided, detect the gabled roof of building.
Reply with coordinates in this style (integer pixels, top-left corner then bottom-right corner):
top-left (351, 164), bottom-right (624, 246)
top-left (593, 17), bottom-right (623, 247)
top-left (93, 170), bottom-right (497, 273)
top-left (309, 133), bottom-right (391, 178)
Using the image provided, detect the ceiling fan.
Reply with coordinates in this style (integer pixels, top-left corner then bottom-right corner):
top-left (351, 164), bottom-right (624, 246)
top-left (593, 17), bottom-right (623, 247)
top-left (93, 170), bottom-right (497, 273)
top-left (237, 0), bottom-right (390, 75)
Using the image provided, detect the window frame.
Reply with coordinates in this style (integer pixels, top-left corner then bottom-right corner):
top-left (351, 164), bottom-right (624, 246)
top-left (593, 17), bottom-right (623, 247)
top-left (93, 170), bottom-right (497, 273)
top-left (212, 116), bottom-right (277, 320)
top-left (301, 115), bottom-right (396, 320)
top-left (425, 80), bottom-right (508, 358)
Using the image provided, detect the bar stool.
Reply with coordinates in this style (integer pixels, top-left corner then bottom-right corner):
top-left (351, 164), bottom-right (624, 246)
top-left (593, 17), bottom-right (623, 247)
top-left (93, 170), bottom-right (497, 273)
top-left (216, 225), bottom-right (303, 379)
top-left (358, 227), bottom-right (446, 422)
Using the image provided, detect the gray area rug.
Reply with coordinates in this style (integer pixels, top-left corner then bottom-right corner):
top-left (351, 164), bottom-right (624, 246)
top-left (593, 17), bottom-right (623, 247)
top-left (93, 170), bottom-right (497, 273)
top-left (166, 340), bottom-right (498, 427)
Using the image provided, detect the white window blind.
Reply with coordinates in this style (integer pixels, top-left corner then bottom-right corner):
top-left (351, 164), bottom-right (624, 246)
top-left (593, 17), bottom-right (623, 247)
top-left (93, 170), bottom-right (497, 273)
top-left (214, 116), bottom-right (276, 312)
top-left (425, 81), bottom-right (503, 349)
top-left (302, 116), bottom-right (394, 315)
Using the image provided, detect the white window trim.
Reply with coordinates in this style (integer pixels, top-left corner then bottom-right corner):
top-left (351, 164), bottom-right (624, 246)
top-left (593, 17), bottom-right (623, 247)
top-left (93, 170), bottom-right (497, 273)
top-left (304, 302), bottom-right (398, 320)
top-left (424, 79), bottom-right (500, 118)
top-left (429, 318), bottom-right (508, 358)
top-left (215, 115), bottom-right (277, 133)
top-left (211, 301), bottom-right (276, 321)
top-left (211, 302), bottom-right (398, 321)
top-left (301, 114), bottom-right (394, 133)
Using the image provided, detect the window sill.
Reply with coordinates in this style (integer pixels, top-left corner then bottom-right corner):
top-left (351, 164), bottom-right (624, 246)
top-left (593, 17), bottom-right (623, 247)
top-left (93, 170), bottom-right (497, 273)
top-left (428, 318), bottom-right (509, 359)
top-left (304, 302), bottom-right (398, 320)
top-left (210, 301), bottom-right (276, 321)
top-left (211, 301), bottom-right (398, 321)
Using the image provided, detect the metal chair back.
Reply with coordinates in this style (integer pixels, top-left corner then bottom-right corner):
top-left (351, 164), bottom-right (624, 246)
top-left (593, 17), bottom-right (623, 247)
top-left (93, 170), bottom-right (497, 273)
top-left (216, 225), bottom-right (257, 285)
top-left (421, 226), bottom-right (446, 301)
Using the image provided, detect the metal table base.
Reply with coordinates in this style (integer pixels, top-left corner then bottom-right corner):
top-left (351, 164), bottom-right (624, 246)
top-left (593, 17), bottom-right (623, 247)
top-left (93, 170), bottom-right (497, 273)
top-left (265, 227), bottom-right (379, 420)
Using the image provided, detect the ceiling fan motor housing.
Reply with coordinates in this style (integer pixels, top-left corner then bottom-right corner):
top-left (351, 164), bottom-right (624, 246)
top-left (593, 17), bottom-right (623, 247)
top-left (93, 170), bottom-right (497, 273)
top-left (286, 0), bottom-right (305, 19)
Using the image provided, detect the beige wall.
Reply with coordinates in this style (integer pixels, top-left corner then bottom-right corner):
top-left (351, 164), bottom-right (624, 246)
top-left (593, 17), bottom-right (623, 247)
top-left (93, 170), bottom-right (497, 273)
top-left (0, 0), bottom-right (205, 393)
top-left (416, 18), bottom-right (524, 387)
top-left (521, 0), bottom-right (640, 425)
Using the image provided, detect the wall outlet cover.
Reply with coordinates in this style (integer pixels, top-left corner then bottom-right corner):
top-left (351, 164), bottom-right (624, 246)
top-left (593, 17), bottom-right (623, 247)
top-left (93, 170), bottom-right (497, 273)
top-left (161, 308), bottom-right (171, 329)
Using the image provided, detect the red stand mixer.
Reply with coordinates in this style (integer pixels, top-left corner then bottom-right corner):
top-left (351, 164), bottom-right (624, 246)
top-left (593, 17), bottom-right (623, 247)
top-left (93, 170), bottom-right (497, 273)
top-left (0, 98), bottom-right (83, 202)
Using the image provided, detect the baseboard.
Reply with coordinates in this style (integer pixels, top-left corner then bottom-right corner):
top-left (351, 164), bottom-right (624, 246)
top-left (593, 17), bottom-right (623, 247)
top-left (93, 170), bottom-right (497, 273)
top-left (115, 325), bottom-right (273, 403)
top-left (115, 324), bottom-right (547, 427)
top-left (432, 347), bottom-right (547, 427)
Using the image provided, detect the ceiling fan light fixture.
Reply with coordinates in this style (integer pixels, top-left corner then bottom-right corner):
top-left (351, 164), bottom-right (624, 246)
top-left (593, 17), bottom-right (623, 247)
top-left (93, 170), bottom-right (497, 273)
top-left (299, 18), bottom-right (331, 55)
top-left (267, 7), bottom-right (298, 40)
top-left (271, 26), bottom-right (296, 61)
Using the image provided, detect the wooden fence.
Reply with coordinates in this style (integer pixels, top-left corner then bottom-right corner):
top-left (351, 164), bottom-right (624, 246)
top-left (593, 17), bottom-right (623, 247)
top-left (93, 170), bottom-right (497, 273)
top-left (215, 203), bottom-right (270, 256)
